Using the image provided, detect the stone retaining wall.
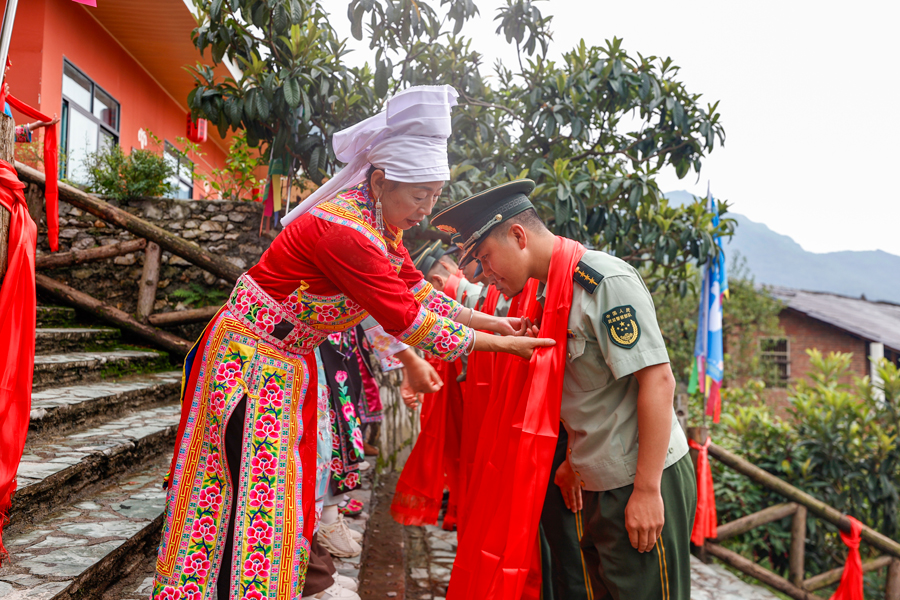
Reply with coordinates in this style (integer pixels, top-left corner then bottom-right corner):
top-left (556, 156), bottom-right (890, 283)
top-left (32, 185), bottom-right (273, 333)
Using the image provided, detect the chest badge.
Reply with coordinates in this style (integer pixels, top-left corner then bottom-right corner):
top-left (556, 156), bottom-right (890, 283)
top-left (603, 305), bottom-right (641, 349)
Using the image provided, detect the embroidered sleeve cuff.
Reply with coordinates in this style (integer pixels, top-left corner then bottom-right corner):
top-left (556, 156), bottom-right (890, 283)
top-left (411, 279), bottom-right (464, 320)
top-left (398, 304), bottom-right (474, 361)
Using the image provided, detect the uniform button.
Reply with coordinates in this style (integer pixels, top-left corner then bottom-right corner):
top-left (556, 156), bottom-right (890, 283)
top-left (567, 352), bottom-right (572, 359)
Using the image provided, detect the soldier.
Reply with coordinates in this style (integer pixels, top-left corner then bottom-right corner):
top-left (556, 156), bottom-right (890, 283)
top-left (431, 180), bottom-right (696, 600)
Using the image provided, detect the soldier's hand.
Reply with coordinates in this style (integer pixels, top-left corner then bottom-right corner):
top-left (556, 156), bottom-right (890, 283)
top-left (553, 458), bottom-right (582, 512)
top-left (624, 488), bottom-right (665, 553)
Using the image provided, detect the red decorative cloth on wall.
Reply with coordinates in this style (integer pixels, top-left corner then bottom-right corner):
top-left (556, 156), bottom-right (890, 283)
top-left (447, 237), bottom-right (585, 600)
top-left (688, 437), bottom-right (718, 546)
top-left (5, 95), bottom-right (60, 252)
top-left (0, 159), bottom-right (37, 565)
top-left (829, 516), bottom-right (864, 600)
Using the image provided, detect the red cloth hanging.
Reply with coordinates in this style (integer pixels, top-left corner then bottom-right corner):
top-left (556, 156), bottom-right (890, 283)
top-left (447, 237), bottom-right (585, 600)
top-left (0, 159), bottom-right (37, 565)
top-left (456, 285), bottom-right (501, 536)
top-left (5, 95), bottom-right (59, 252)
top-left (688, 437), bottom-right (718, 546)
top-left (829, 516), bottom-right (864, 600)
top-left (391, 273), bottom-right (465, 526)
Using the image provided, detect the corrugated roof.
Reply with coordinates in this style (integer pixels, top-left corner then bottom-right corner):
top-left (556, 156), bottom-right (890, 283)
top-left (767, 286), bottom-right (900, 352)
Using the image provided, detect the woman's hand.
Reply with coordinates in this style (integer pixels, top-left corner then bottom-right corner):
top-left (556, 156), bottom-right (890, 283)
top-left (399, 369), bottom-right (423, 410)
top-left (403, 352), bottom-right (443, 394)
top-left (554, 458), bottom-right (583, 513)
top-left (494, 335), bottom-right (555, 360)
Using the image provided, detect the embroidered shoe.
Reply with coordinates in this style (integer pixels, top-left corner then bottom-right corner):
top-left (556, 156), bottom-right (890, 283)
top-left (334, 574), bottom-right (359, 592)
top-left (318, 515), bottom-right (362, 558)
top-left (312, 582), bottom-right (360, 599)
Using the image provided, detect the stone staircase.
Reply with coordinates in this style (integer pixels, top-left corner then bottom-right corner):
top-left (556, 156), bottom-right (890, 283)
top-left (0, 306), bottom-right (182, 600)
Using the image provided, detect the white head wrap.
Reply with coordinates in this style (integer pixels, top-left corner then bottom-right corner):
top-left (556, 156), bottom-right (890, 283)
top-left (282, 85), bottom-right (458, 226)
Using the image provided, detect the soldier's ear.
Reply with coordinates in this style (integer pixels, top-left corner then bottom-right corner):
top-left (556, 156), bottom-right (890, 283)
top-left (509, 223), bottom-right (528, 249)
top-left (429, 273), bottom-right (446, 291)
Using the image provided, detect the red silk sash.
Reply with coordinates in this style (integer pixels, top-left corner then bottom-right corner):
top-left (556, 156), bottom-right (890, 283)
top-left (829, 516), bottom-right (864, 600)
top-left (447, 237), bottom-right (585, 600)
top-left (687, 437), bottom-right (717, 545)
top-left (0, 160), bottom-right (37, 564)
top-left (457, 285), bottom-right (501, 535)
top-left (6, 95), bottom-right (59, 252)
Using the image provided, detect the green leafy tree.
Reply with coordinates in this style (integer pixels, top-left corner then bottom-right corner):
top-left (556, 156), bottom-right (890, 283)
top-left (84, 131), bottom-right (174, 200)
top-left (188, 0), bottom-right (733, 290)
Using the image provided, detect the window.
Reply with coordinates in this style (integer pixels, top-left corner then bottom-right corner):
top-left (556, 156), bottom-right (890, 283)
top-left (60, 60), bottom-right (119, 184)
top-left (760, 337), bottom-right (790, 387)
top-left (164, 142), bottom-right (194, 199)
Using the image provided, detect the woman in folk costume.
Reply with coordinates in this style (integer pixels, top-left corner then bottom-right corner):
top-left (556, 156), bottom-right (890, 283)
top-left (151, 85), bottom-right (553, 600)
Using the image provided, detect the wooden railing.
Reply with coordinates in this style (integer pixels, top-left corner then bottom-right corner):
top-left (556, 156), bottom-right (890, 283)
top-left (15, 161), bottom-right (246, 356)
top-left (689, 428), bottom-right (900, 599)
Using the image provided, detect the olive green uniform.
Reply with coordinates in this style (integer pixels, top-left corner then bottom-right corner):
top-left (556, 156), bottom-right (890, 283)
top-left (538, 249), bottom-right (695, 600)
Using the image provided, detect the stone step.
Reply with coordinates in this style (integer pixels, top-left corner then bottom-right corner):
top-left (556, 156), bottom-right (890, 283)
top-left (34, 328), bottom-right (120, 354)
top-left (29, 371), bottom-right (182, 440)
top-left (32, 350), bottom-right (170, 392)
top-left (35, 306), bottom-right (76, 328)
top-left (0, 455), bottom-right (169, 600)
top-left (10, 403), bottom-right (180, 535)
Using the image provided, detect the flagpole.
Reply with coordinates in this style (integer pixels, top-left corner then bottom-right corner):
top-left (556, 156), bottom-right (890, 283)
top-left (0, 0), bottom-right (18, 91)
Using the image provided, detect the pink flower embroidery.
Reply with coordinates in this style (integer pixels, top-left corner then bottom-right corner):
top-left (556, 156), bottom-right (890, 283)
top-left (254, 414), bottom-right (281, 440)
top-left (242, 551), bottom-right (271, 580)
top-left (255, 307), bottom-right (282, 334)
top-left (329, 409), bottom-right (337, 424)
top-left (351, 429), bottom-right (365, 455)
top-left (234, 289), bottom-right (256, 315)
top-left (246, 517), bottom-right (274, 547)
top-left (182, 583), bottom-right (201, 600)
top-left (198, 484), bottom-right (223, 511)
top-left (427, 296), bottom-right (452, 317)
top-left (327, 332), bottom-right (342, 345)
top-left (209, 424), bottom-right (221, 448)
top-left (191, 515), bottom-right (217, 542)
top-left (251, 450), bottom-right (277, 478)
top-left (248, 482), bottom-right (275, 508)
top-left (258, 381), bottom-right (284, 409)
top-left (345, 471), bottom-right (359, 488)
top-left (241, 586), bottom-right (265, 600)
top-left (215, 361), bottom-right (241, 390)
top-left (315, 304), bottom-right (341, 323)
top-left (342, 403), bottom-right (357, 421)
top-left (330, 457), bottom-right (343, 472)
top-left (157, 586), bottom-right (183, 600)
top-left (208, 390), bottom-right (228, 417)
top-left (205, 452), bottom-right (224, 477)
top-left (434, 329), bottom-right (461, 354)
top-left (334, 370), bottom-right (348, 385)
top-left (183, 550), bottom-right (211, 579)
top-left (345, 298), bottom-right (359, 313)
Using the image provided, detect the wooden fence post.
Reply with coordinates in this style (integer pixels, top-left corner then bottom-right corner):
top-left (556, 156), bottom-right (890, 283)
top-left (135, 241), bottom-right (160, 322)
top-left (789, 505), bottom-right (807, 587)
top-left (886, 558), bottom-right (900, 600)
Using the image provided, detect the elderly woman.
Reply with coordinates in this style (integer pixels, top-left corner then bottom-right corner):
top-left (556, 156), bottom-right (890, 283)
top-left (150, 86), bottom-right (551, 600)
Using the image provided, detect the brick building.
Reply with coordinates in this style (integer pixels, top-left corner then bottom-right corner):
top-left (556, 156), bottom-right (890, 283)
top-left (2, 0), bottom-right (236, 198)
top-left (762, 286), bottom-right (900, 390)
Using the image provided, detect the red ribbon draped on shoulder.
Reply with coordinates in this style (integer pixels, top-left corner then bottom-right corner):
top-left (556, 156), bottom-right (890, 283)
top-left (447, 236), bottom-right (585, 600)
top-left (0, 159), bottom-right (37, 565)
top-left (5, 95), bottom-right (60, 252)
top-left (829, 516), bottom-right (864, 600)
top-left (687, 436), bottom-right (717, 546)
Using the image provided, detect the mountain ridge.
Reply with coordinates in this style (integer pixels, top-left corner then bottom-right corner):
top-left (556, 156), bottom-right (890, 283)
top-left (664, 190), bottom-right (900, 303)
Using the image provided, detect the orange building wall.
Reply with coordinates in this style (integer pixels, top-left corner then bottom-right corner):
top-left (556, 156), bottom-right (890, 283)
top-left (3, 0), bottom-right (229, 194)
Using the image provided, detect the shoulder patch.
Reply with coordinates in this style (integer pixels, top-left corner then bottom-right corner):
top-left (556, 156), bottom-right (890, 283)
top-left (574, 261), bottom-right (604, 294)
top-left (602, 305), bottom-right (641, 349)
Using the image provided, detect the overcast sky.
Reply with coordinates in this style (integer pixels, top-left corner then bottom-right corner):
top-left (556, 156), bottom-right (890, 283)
top-left (331, 0), bottom-right (900, 256)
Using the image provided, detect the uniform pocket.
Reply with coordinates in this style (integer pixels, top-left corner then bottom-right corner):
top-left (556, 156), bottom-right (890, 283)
top-left (563, 337), bottom-right (610, 392)
top-left (566, 337), bottom-right (585, 362)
